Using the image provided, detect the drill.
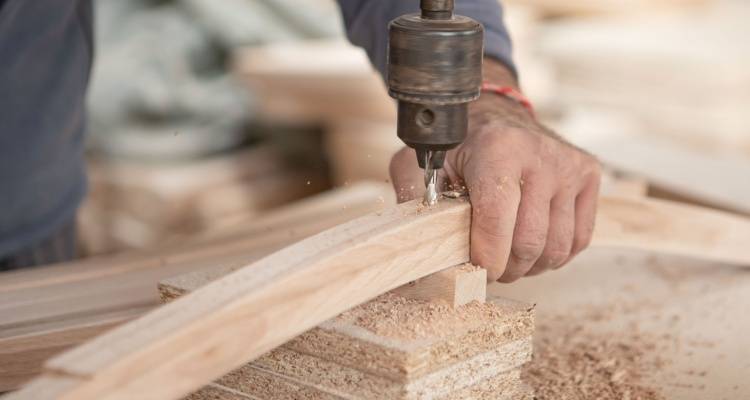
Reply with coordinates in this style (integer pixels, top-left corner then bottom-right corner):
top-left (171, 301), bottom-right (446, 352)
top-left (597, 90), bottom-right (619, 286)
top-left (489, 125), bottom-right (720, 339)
top-left (387, 0), bottom-right (484, 205)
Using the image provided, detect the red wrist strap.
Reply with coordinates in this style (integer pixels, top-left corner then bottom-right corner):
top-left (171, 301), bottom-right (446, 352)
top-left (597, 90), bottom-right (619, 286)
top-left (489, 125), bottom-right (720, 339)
top-left (481, 82), bottom-right (535, 118)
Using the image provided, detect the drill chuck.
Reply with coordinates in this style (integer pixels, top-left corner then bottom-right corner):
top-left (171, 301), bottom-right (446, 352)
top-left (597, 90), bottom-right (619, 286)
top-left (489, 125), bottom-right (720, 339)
top-left (387, 0), bottom-right (484, 169)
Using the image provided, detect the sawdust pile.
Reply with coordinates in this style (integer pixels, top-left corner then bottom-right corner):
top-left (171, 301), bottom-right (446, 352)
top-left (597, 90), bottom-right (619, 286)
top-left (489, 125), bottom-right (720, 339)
top-left (336, 292), bottom-right (527, 340)
top-left (523, 322), bottom-right (667, 400)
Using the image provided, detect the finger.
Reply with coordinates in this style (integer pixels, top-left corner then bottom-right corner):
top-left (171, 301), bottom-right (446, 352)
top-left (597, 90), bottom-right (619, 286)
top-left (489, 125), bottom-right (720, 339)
top-left (467, 163), bottom-right (522, 282)
top-left (389, 147), bottom-right (423, 203)
top-left (527, 192), bottom-right (575, 275)
top-left (567, 175), bottom-right (600, 262)
top-left (498, 176), bottom-right (552, 282)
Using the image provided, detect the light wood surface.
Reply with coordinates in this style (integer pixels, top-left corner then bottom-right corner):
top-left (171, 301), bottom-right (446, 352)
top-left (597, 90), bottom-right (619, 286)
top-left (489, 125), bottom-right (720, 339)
top-left (234, 40), bottom-right (395, 124)
top-left (391, 264), bottom-right (487, 307)
top-left (162, 269), bottom-right (531, 400)
top-left (8, 195), bottom-right (750, 399)
top-left (593, 196), bottom-right (750, 265)
top-left (492, 247), bottom-right (750, 399)
top-left (10, 198), bottom-right (472, 400)
top-left (0, 183), bottom-right (394, 392)
top-left (566, 124), bottom-right (750, 215)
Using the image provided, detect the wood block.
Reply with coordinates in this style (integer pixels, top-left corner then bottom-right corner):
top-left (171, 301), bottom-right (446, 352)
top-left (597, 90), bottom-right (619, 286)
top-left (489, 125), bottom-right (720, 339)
top-left (391, 263), bottom-right (487, 308)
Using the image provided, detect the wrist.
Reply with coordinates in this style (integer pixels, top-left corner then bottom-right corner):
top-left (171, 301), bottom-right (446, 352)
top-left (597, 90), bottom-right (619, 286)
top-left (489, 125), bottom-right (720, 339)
top-left (481, 57), bottom-right (519, 89)
top-left (468, 57), bottom-right (536, 129)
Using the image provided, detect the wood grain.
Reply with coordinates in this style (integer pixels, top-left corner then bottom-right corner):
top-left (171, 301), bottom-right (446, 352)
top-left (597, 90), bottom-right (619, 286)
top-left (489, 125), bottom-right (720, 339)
top-left (11, 198), bottom-right (471, 400)
top-left (593, 196), bottom-right (750, 265)
top-left (391, 264), bottom-right (487, 307)
top-left (8, 195), bottom-right (750, 400)
top-left (0, 183), bottom-right (394, 392)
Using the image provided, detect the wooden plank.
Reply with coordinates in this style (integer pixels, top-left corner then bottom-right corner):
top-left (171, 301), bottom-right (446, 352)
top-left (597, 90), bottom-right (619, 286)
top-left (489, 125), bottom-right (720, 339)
top-left (11, 198), bottom-right (471, 400)
top-left (570, 127), bottom-right (750, 215)
top-left (0, 183), bottom-right (393, 328)
top-left (391, 263), bottom-right (487, 308)
top-left (0, 183), bottom-right (394, 392)
top-left (592, 197), bottom-right (750, 265)
top-left (0, 308), bottom-right (144, 392)
top-left (9, 196), bottom-right (750, 400)
top-left (2, 376), bottom-right (82, 399)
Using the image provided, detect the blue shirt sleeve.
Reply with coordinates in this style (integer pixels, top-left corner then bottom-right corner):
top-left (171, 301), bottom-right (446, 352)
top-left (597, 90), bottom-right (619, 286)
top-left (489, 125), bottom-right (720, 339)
top-left (336, 0), bottom-right (515, 78)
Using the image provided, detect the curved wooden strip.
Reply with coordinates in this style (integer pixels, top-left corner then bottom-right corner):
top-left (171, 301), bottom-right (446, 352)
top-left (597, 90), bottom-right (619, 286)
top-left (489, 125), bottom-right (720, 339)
top-left (17, 199), bottom-right (472, 400)
top-left (7, 196), bottom-right (750, 400)
top-left (594, 196), bottom-right (750, 266)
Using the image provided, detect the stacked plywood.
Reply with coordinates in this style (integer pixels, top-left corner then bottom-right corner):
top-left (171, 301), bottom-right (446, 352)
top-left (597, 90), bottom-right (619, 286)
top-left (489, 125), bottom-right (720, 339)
top-left (160, 266), bottom-right (535, 400)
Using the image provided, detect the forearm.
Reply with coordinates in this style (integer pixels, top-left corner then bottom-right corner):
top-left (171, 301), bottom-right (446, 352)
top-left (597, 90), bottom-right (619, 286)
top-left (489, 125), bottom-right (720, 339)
top-left (336, 0), bottom-right (516, 78)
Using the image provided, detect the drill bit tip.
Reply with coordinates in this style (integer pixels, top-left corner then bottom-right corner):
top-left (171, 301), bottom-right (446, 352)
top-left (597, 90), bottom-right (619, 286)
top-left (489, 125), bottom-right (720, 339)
top-left (423, 155), bottom-right (439, 206)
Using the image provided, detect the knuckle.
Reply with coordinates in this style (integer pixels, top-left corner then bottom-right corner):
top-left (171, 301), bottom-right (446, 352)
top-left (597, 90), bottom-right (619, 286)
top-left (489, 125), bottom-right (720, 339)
top-left (511, 239), bottom-right (545, 262)
top-left (470, 190), bottom-right (519, 222)
top-left (474, 218), bottom-right (508, 241)
top-left (545, 248), bottom-right (570, 267)
top-left (581, 154), bottom-right (602, 179)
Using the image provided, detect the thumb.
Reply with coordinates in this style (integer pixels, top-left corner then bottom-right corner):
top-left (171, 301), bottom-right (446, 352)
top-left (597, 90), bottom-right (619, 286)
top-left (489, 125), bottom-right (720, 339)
top-left (389, 147), bottom-right (425, 203)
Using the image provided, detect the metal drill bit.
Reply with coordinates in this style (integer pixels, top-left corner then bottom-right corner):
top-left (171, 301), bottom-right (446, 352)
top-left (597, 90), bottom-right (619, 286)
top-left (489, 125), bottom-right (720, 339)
top-left (423, 151), bottom-right (439, 206)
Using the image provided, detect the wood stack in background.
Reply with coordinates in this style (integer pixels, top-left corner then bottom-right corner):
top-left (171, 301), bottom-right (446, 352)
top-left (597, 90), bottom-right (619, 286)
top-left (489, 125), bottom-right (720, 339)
top-left (78, 142), bottom-right (329, 255)
top-left (536, 1), bottom-right (750, 153)
top-left (234, 40), bottom-right (403, 186)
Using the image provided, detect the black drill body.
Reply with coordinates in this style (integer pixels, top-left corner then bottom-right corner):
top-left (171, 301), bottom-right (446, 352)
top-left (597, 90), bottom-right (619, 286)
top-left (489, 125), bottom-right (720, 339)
top-left (387, 0), bottom-right (484, 175)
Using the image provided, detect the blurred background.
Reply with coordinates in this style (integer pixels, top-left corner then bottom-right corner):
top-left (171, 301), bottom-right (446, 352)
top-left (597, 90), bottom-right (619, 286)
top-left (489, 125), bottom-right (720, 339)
top-left (79, 0), bottom-right (750, 256)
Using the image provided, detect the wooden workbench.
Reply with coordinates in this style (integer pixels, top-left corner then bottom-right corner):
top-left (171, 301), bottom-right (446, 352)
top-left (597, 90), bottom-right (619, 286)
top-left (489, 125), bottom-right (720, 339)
top-left (493, 247), bottom-right (750, 399)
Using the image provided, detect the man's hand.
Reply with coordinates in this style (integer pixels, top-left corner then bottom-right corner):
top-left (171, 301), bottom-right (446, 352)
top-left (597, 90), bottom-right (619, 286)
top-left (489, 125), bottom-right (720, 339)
top-left (389, 59), bottom-right (601, 282)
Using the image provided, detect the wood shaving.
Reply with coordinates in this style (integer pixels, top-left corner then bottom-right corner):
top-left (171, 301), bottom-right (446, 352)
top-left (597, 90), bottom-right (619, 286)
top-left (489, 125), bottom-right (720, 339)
top-left (336, 292), bottom-right (528, 341)
top-left (523, 322), bottom-right (668, 400)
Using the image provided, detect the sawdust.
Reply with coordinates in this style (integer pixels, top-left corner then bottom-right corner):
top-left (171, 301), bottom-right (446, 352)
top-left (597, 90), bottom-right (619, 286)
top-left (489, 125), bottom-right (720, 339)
top-left (523, 321), bottom-right (668, 400)
top-left (455, 262), bottom-right (481, 273)
top-left (336, 292), bottom-right (529, 341)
